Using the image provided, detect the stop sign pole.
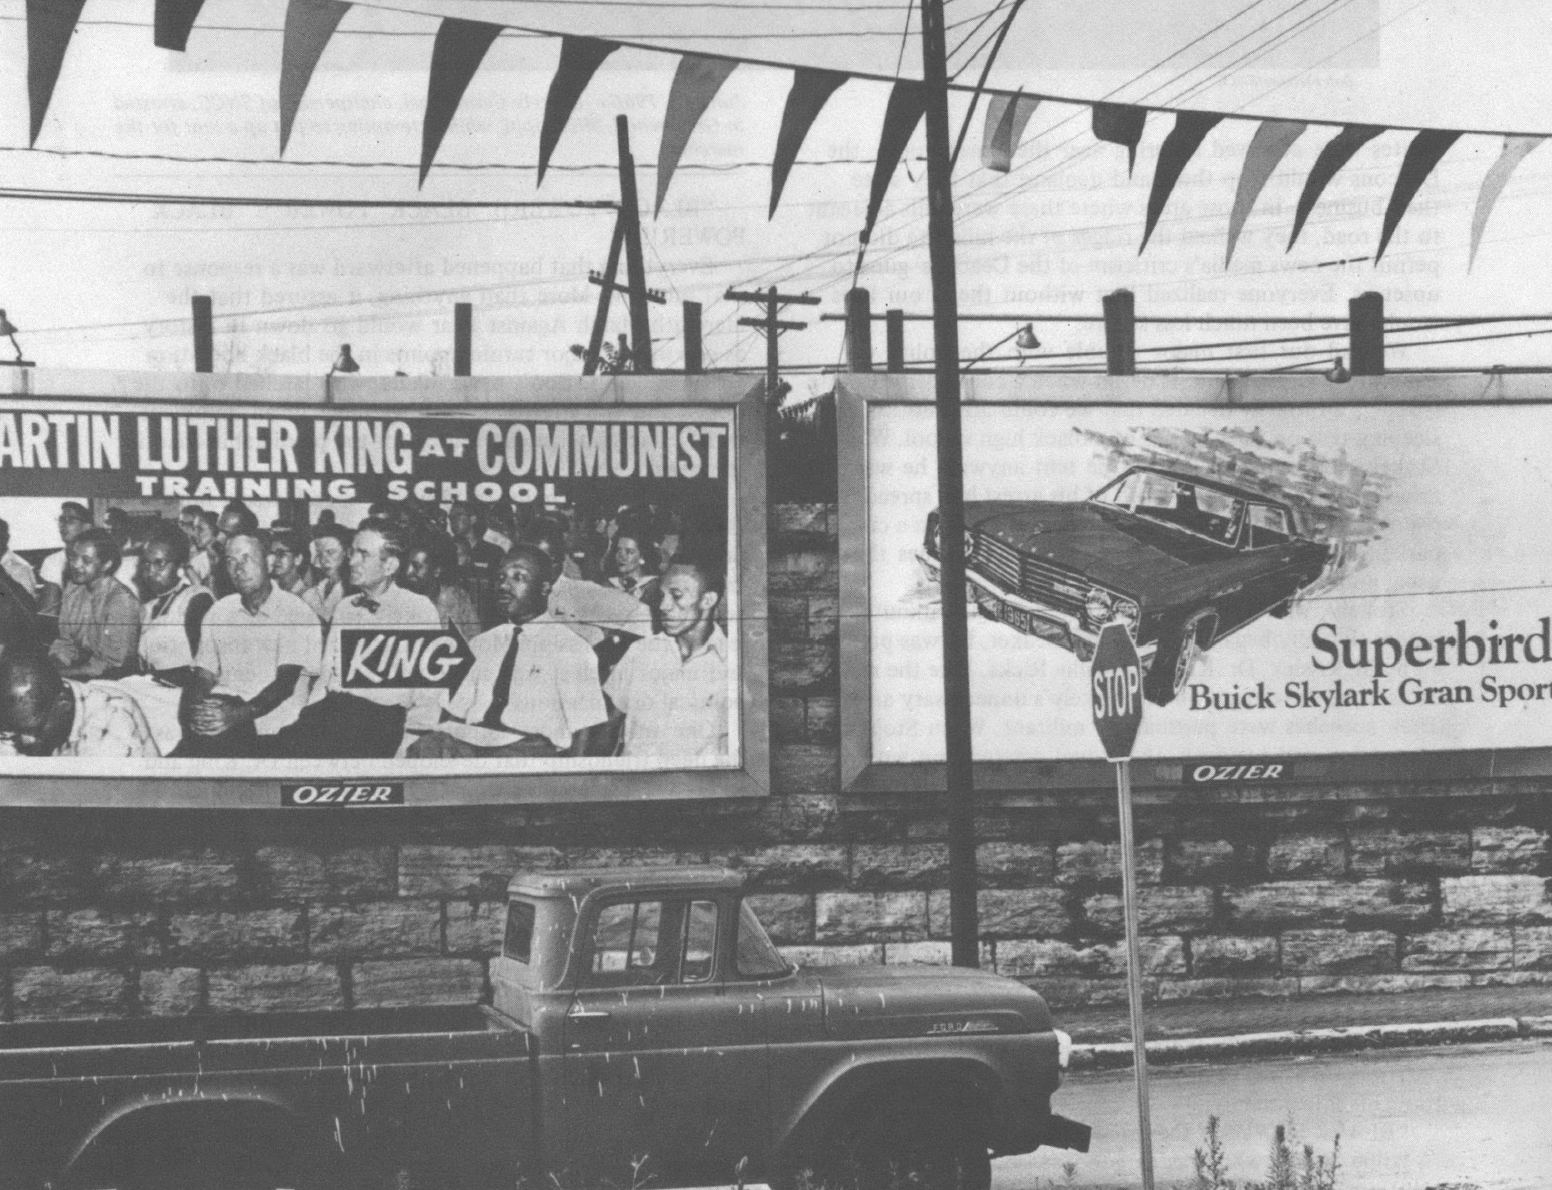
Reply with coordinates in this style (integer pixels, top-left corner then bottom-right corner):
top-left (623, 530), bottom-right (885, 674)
top-left (1090, 623), bottom-right (1155, 1190)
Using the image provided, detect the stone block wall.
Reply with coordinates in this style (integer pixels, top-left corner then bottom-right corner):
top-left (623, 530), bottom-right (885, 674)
top-left (0, 502), bottom-right (1549, 1020)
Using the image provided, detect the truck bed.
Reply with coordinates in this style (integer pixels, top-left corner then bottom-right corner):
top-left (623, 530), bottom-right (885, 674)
top-left (0, 1006), bottom-right (537, 1190)
top-left (0, 1004), bottom-right (496, 1053)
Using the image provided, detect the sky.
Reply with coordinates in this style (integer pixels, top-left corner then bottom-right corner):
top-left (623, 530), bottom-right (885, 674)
top-left (4, 0), bottom-right (1552, 380)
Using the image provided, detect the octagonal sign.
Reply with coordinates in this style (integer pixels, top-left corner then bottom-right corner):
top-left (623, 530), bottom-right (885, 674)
top-left (1091, 622), bottom-right (1144, 761)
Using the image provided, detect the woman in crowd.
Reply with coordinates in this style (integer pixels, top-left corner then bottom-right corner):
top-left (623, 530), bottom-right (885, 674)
top-left (606, 522), bottom-right (662, 606)
top-left (302, 523), bottom-right (351, 629)
top-left (136, 522), bottom-right (213, 683)
top-left (188, 510), bottom-right (219, 588)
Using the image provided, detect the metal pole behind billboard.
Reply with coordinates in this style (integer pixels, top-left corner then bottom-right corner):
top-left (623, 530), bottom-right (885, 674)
top-left (1115, 757), bottom-right (1155, 1190)
top-left (919, 0), bottom-right (978, 967)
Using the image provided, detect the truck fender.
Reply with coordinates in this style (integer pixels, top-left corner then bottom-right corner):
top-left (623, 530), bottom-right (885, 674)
top-left (771, 1055), bottom-right (1002, 1169)
top-left (61, 1094), bottom-right (321, 1190)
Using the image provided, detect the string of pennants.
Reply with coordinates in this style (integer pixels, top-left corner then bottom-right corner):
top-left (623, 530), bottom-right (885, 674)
top-left (23, 0), bottom-right (1547, 269)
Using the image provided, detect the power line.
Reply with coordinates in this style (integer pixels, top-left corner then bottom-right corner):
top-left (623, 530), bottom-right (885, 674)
top-left (0, 186), bottom-right (616, 209)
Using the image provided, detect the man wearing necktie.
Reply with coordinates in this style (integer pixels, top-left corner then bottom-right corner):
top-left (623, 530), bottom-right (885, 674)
top-left (409, 543), bottom-right (607, 759)
top-left (266, 520), bottom-right (441, 758)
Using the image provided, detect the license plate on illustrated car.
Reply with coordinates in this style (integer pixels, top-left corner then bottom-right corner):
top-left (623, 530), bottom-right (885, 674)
top-left (976, 589), bottom-right (1069, 646)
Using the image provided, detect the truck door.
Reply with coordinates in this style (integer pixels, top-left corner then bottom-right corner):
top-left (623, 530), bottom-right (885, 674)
top-left (561, 894), bottom-right (769, 1186)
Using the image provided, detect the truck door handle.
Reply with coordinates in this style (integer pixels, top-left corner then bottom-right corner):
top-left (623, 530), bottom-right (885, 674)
top-left (568, 1009), bottom-right (611, 1021)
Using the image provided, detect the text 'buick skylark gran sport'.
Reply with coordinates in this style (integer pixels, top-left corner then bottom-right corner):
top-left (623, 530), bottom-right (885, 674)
top-left (919, 465), bottom-right (1333, 705)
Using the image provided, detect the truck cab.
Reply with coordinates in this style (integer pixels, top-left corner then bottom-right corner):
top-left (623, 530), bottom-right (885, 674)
top-left (493, 866), bottom-right (1088, 1190)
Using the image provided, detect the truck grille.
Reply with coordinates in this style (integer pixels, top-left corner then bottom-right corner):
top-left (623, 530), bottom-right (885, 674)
top-left (970, 533), bottom-right (1091, 615)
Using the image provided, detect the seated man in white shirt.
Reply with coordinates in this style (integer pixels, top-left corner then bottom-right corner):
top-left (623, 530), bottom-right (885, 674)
top-left (604, 548), bottom-right (729, 760)
top-left (176, 530), bottom-right (319, 757)
top-left (266, 520), bottom-right (441, 758)
top-left (409, 544), bottom-right (607, 759)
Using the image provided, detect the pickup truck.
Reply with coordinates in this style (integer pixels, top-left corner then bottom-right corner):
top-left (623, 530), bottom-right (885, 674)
top-left (0, 866), bottom-right (1089, 1190)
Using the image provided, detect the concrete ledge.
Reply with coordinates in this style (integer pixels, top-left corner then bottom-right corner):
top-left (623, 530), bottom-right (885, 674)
top-left (1069, 1016), bottom-right (1530, 1071)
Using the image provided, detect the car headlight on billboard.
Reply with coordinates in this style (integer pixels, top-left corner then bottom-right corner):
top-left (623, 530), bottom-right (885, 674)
top-left (1083, 588), bottom-right (1113, 626)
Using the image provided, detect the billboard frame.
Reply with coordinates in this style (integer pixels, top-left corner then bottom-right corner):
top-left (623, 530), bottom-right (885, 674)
top-left (0, 368), bottom-right (769, 807)
top-left (837, 369), bottom-right (1552, 797)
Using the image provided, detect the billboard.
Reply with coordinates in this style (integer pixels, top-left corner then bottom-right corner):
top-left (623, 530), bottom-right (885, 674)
top-left (839, 371), bottom-right (1552, 792)
top-left (0, 371), bottom-right (767, 806)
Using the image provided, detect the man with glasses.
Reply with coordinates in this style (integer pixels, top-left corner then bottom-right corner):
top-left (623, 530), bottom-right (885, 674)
top-left (36, 501), bottom-right (90, 622)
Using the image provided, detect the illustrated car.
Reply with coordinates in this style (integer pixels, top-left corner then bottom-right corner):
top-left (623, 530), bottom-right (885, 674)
top-left (919, 465), bottom-right (1333, 705)
top-left (0, 865), bottom-right (1088, 1190)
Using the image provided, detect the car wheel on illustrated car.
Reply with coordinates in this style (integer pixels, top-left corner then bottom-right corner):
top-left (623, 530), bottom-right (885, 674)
top-left (1144, 608), bottom-right (1217, 706)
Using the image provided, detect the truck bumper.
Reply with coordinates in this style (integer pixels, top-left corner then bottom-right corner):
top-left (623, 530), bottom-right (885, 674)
top-left (1041, 1113), bottom-right (1092, 1153)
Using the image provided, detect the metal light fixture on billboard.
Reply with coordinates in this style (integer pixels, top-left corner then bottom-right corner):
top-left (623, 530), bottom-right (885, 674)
top-left (1014, 322), bottom-right (1041, 351)
top-left (0, 309), bottom-right (33, 367)
top-left (1325, 355), bottom-right (1350, 383)
top-left (330, 344), bottom-right (361, 375)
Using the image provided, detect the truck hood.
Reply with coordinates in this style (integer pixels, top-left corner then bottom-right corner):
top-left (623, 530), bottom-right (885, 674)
top-left (814, 964), bottom-right (1054, 1040)
top-left (965, 499), bottom-right (1230, 597)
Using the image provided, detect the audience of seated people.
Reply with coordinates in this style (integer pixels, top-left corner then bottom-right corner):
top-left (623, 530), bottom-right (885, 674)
top-left (0, 498), bottom-right (725, 761)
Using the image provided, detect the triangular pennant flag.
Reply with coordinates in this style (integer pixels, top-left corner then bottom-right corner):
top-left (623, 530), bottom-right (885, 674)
top-left (656, 55), bottom-right (739, 216)
top-left (1225, 120), bottom-right (1306, 267)
top-left (1469, 136), bottom-right (1542, 269)
top-left (1288, 125), bottom-right (1384, 250)
top-left (1092, 103), bottom-right (1146, 176)
top-left (1376, 129), bottom-right (1461, 263)
top-left (861, 80), bottom-right (926, 247)
top-left (421, 19), bottom-right (505, 186)
top-left (981, 94), bottom-right (1039, 173)
top-left (537, 37), bottom-right (618, 187)
top-left (279, 0), bottom-right (350, 155)
top-left (26, 0), bottom-right (87, 146)
top-left (154, 0), bottom-right (206, 51)
top-left (770, 68), bottom-right (848, 219)
top-left (1140, 112), bottom-right (1221, 253)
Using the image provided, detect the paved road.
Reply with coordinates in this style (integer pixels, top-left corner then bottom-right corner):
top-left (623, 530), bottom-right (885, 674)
top-left (999, 1040), bottom-right (1552, 1190)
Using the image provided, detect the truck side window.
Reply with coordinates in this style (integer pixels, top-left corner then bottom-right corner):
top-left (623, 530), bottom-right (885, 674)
top-left (735, 901), bottom-right (790, 979)
top-left (590, 900), bottom-right (664, 986)
top-left (504, 900), bottom-right (536, 963)
top-left (681, 900), bottom-right (718, 983)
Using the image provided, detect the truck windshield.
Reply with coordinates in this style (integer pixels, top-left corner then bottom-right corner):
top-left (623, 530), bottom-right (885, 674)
top-left (736, 901), bottom-right (790, 978)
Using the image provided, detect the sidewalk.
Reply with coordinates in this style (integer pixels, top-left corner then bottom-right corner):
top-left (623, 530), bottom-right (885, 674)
top-left (1054, 984), bottom-right (1552, 1069)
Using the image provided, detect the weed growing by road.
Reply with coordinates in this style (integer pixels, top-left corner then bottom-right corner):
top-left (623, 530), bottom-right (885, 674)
top-left (1193, 1116), bottom-right (1340, 1190)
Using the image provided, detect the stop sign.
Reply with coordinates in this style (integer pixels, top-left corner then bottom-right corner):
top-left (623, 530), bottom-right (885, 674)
top-left (1091, 622), bottom-right (1144, 760)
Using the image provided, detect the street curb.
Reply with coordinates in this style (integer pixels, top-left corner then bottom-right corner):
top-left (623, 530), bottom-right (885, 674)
top-left (1067, 1016), bottom-right (1546, 1071)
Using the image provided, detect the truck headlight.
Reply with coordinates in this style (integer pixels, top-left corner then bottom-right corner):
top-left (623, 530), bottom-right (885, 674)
top-left (1083, 589), bottom-right (1113, 625)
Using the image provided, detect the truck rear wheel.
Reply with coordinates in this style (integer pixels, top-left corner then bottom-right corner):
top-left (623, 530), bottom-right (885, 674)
top-left (824, 1102), bottom-right (991, 1190)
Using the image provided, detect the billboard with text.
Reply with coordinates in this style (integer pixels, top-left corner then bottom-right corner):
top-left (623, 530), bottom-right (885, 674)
top-left (839, 371), bottom-right (1552, 791)
top-left (0, 371), bottom-right (767, 806)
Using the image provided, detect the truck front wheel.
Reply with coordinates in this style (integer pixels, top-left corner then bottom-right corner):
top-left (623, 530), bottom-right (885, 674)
top-left (827, 1102), bottom-right (991, 1190)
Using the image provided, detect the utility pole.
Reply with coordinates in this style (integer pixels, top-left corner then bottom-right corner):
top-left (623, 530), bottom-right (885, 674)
top-left (725, 285), bottom-right (820, 427)
top-left (578, 120), bottom-right (663, 378)
top-left (617, 115), bottom-right (654, 372)
top-left (919, 0), bottom-right (979, 967)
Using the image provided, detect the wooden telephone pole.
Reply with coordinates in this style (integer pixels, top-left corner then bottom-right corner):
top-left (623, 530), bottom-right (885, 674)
top-left (919, 0), bottom-right (979, 967)
top-left (724, 285), bottom-right (820, 425)
top-left (579, 115), bottom-right (664, 376)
